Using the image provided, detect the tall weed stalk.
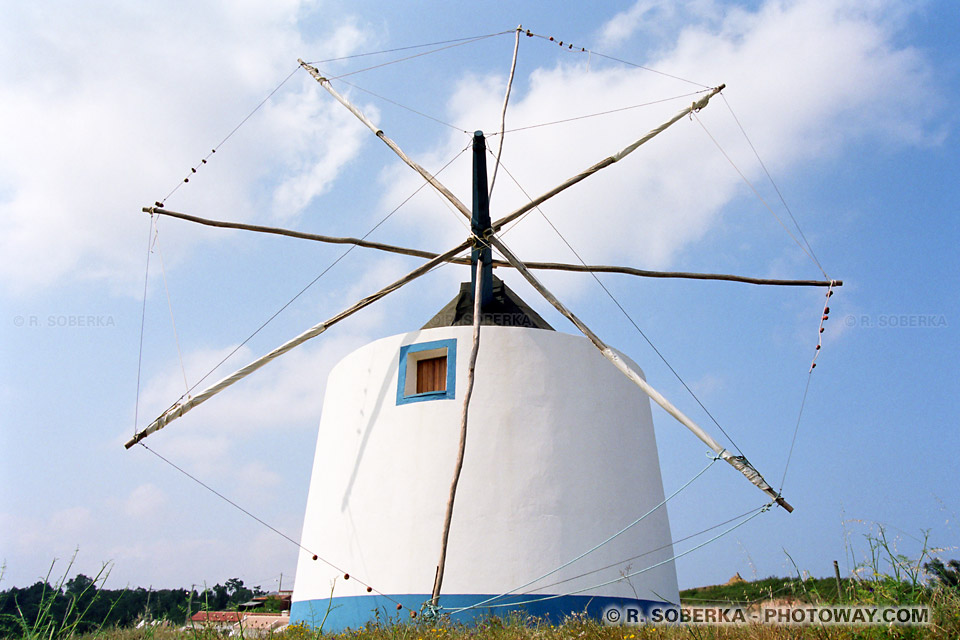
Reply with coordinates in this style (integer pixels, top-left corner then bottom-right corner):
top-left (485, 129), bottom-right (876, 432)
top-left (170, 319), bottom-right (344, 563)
top-left (1, 550), bottom-right (117, 639)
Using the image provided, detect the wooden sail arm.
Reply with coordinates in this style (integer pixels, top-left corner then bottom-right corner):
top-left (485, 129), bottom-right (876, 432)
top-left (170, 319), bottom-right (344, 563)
top-left (299, 60), bottom-right (473, 222)
top-left (143, 206), bottom-right (445, 260)
top-left (300, 59), bottom-right (726, 237)
top-left (143, 207), bottom-right (840, 288)
top-left (431, 261), bottom-right (485, 606)
top-left (485, 231), bottom-right (793, 512)
top-left (487, 85), bottom-right (725, 234)
top-left (124, 237), bottom-right (474, 449)
top-left (514, 261), bottom-right (841, 288)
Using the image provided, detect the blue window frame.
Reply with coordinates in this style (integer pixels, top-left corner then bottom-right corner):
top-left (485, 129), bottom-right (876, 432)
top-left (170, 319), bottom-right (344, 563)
top-left (396, 338), bottom-right (457, 405)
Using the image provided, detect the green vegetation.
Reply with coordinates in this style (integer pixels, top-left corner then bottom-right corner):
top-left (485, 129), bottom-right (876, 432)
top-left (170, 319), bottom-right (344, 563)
top-left (924, 560), bottom-right (960, 590)
top-left (680, 575), bottom-right (854, 605)
top-left (0, 552), bottom-right (265, 638)
top-left (1, 527), bottom-right (957, 639)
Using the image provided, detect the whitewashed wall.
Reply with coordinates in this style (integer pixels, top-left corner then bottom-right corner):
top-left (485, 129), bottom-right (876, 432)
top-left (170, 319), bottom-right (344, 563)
top-left (292, 326), bottom-right (678, 627)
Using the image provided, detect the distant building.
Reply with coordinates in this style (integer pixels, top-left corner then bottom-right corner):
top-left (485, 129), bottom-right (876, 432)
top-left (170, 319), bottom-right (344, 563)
top-left (189, 610), bottom-right (242, 631)
top-left (238, 590), bottom-right (293, 611)
top-left (242, 612), bottom-right (291, 635)
top-left (189, 610), bottom-right (289, 635)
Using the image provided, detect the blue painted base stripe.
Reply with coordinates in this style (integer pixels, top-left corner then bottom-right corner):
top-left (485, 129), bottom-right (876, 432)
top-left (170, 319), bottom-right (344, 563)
top-left (290, 594), bottom-right (672, 631)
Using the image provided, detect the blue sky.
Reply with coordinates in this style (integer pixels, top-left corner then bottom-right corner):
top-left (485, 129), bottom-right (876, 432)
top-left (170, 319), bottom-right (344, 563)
top-left (1, 0), bottom-right (958, 595)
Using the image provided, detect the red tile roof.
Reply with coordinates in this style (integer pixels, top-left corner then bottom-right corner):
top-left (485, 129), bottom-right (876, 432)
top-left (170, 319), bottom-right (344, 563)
top-left (190, 611), bottom-right (243, 623)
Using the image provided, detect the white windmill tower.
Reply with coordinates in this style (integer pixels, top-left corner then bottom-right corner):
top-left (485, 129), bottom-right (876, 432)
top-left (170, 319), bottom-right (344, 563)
top-left (126, 31), bottom-right (839, 632)
top-left (288, 131), bottom-right (679, 629)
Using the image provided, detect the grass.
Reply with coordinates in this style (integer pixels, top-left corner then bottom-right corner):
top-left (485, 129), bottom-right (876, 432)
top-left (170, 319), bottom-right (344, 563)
top-left (5, 587), bottom-right (959, 640)
top-left (69, 598), bottom-right (958, 640)
top-left (3, 526), bottom-right (958, 640)
top-left (0, 551), bottom-right (119, 640)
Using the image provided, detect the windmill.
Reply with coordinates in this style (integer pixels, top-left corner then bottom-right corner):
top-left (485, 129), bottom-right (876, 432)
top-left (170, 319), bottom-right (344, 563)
top-left (125, 28), bottom-right (840, 630)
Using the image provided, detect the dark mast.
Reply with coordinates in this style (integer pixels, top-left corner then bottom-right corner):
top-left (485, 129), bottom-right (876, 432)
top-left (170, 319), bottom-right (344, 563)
top-left (470, 131), bottom-right (494, 309)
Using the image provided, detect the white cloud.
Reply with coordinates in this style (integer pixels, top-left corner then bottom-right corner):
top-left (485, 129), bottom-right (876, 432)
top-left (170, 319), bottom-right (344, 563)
top-left (0, 1), bottom-right (373, 295)
top-left (51, 507), bottom-right (96, 540)
top-left (378, 0), bottom-right (938, 301)
top-left (2, 0), bottom-right (950, 594)
top-left (597, 0), bottom-right (702, 50)
top-left (691, 372), bottom-right (726, 398)
top-left (0, 508), bottom-right (95, 574)
top-left (324, 20), bottom-right (375, 60)
top-left (130, 328), bottom-right (370, 479)
top-left (124, 483), bottom-right (169, 520)
top-left (3, 0), bottom-right (936, 301)
top-left (267, 89), bottom-right (376, 220)
top-left (598, 1), bottom-right (656, 49)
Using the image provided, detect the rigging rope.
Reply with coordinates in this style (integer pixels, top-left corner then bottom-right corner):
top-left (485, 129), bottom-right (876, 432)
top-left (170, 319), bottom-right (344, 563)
top-left (426, 141), bottom-right (475, 234)
top-left (487, 26), bottom-right (521, 199)
top-left (327, 77), bottom-right (468, 133)
top-left (431, 261), bottom-right (485, 607)
top-left (130, 30), bottom-right (833, 615)
top-left (158, 65), bottom-right (301, 207)
top-left (490, 91), bottom-right (706, 136)
top-left (157, 31), bottom-right (508, 207)
top-left (810, 285), bottom-right (834, 372)
top-left (779, 371), bottom-right (813, 495)
top-left (138, 442), bottom-right (407, 612)
top-left (306, 32), bottom-right (515, 66)
top-left (779, 284), bottom-right (833, 493)
top-left (317, 31), bottom-right (514, 81)
top-left (721, 94), bottom-right (827, 275)
top-left (133, 213), bottom-right (156, 436)
top-left (689, 105), bottom-right (837, 493)
top-left (488, 155), bottom-right (746, 457)
top-left (447, 502), bottom-right (773, 615)
top-left (691, 112), bottom-right (829, 280)
top-left (521, 28), bottom-right (711, 90)
top-left (444, 457), bottom-right (719, 614)
top-left (157, 31), bottom-right (509, 207)
top-left (526, 504), bottom-right (772, 595)
top-left (152, 145), bottom-right (469, 421)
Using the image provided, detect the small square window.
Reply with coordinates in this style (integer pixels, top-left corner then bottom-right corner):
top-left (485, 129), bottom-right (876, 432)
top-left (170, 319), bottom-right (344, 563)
top-left (417, 356), bottom-right (447, 394)
top-left (397, 339), bottom-right (457, 405)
